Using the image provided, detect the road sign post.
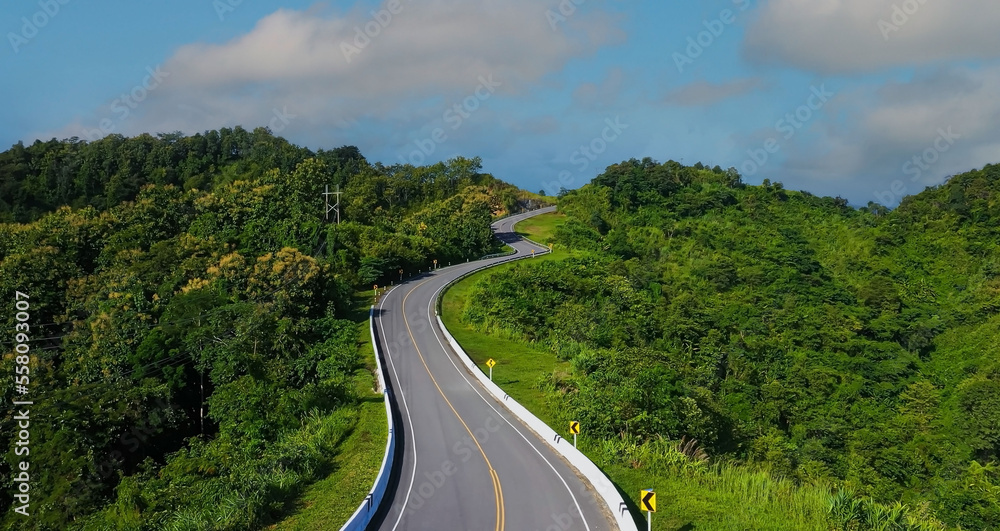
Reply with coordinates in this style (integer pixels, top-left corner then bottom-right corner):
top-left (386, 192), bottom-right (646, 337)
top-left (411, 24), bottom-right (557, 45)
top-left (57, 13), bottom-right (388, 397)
top-left (640, 489), bottom-right (656, 531)
top-left (486, 358), bottom-right (496, 380)
top-left (569, 421), bottom-right (580, 448)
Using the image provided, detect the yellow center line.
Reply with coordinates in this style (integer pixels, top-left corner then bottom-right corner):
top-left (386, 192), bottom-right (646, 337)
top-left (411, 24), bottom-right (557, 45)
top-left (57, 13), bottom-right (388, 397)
top-left (401, 278), bottom-right (505, 531)
top-left (492, 468), bottom-right (505, 530)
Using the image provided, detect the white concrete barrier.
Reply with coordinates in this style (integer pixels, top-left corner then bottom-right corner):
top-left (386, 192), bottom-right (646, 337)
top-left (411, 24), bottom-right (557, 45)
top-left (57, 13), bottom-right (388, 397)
top-left (433, 216), bottom-right (639, 531)
top-left (343, 207), bottom-right (638, 531)
top-left (435, 315), bottom-right (638, 531)
top-left (340, 307), bottom-right (395, 531)
top-left (343, 209), bottom-right (550, 530)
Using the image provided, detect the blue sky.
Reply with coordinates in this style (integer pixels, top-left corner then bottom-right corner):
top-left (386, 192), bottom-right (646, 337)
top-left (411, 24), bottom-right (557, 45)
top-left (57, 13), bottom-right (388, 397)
top-left (3, 0), bottom-right (999, 205)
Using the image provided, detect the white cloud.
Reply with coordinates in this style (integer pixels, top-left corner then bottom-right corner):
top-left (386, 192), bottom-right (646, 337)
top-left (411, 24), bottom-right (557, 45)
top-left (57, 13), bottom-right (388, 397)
top-left (765, 67), bottom-right (1000, 204)
top-left (744, 0), bottom-right (1000, 73)
top-left (43, 0), bottom-right (624, 144)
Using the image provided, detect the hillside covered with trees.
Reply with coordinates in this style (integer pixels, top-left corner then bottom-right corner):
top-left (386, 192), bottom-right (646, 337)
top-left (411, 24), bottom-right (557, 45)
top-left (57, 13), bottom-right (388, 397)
top-left (0, 129), bottom-right (540, 530)
top-left (460, 159), bottom-right (1000, 529)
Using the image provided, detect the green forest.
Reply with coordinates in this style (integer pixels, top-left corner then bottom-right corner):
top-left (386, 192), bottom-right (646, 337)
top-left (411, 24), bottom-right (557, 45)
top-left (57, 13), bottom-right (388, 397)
top-left (3, 129), bottom-right (999, 529)
top-left (458, 160), bottom-right (1000, 529)
top-left (0, 129), bottom-right (539, 529)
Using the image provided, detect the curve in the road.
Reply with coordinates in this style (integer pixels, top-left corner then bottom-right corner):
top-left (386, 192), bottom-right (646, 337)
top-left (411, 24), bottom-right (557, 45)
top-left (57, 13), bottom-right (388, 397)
top-left (394, 277), bottom-right (505, 531)
top-left (422, 282), bottom-right (593, 530)
top-left (370, 207), bottom-right (615, 531)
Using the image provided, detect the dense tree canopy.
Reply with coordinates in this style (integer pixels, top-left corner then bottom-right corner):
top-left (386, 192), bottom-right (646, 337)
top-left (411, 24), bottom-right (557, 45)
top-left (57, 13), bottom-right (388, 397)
top-left (462, 158), bottom-right (1000, 529)
top-left (0, 130), bottom-right (539, 529)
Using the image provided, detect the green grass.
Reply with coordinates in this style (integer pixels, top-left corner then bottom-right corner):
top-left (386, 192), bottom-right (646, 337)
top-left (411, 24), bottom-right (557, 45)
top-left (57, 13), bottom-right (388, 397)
top-left (600, 462), bottom-right (832, 530)
top-left (438, 215), bottom-right (837, 531)
top-left (514, 211), bottom-right (566, 246)
top-left (267, 295), bottom-right (388, 530)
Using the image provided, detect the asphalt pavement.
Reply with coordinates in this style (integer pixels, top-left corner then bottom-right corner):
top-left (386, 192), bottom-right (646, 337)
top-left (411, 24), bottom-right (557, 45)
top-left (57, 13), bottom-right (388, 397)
top-left (370, 207), bottom-right (615, 531)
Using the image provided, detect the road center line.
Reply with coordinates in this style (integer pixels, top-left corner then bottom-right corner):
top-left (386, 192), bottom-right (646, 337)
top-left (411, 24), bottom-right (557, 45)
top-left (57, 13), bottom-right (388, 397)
top-left (426, 255), bottom-right (592, 531)
top-left (377, 287), bottom-right (422, 531)
top-left (399, 277), bottom-right (505, 531)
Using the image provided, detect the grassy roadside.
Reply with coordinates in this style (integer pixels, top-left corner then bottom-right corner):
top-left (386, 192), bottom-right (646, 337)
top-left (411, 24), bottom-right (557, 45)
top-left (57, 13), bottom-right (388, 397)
top-left (514, 211), bottom-right (583, 262)
top-left (268, 292), bottom-right (387, 530)
top-left (441, 212), bottom-right (835, 530)
top-left (513, 210), bottom-right (566, 246)
top-left (441, 257), bottom-right (570, 429)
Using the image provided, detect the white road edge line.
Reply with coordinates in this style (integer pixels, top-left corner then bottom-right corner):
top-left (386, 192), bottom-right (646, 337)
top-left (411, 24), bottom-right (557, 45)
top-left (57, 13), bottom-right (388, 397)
top-left (377, 287), bottom-right (419, 531)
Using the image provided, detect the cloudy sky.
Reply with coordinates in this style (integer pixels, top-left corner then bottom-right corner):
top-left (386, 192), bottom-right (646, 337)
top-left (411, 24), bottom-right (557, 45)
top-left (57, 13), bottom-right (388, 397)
top-left (2, 0), bottom-right (999, 205)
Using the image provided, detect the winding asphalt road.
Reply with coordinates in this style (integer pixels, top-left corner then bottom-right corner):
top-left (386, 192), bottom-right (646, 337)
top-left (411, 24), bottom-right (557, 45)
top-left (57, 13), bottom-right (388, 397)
top-left (370, 207), bottom-right (614, 531)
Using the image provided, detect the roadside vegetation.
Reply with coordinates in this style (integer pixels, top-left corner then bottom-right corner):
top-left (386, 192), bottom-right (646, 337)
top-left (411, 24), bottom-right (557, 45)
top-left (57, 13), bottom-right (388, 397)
top-left (444, 259), bottom-right (841, 530)
top-left (445, 159), bottom-right (1000, 530)
top-left (0, 129), bottom-right (544, 530)
top-left (266, 305), bottom-right (385, 531)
